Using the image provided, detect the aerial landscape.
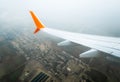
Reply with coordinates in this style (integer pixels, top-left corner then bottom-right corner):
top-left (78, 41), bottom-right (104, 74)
top-left (0, 0), bottom-right (120, 82)
top-left (0, 24), bottom-right (120, 82)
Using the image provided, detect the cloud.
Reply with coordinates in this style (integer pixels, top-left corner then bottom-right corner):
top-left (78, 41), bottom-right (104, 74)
top-left (0, 0), bottom-right (120, 36)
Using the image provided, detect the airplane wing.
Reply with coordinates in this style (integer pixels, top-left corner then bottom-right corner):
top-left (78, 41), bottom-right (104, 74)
top-left (29, 11), bottom-right (120, 58)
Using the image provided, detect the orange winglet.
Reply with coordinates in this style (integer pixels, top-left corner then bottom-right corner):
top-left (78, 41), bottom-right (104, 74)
top-left (29, 11), bottom-right (45, 34)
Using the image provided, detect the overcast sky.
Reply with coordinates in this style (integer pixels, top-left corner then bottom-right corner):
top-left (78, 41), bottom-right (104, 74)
top-left (0, 0), bottom-right (120, 36)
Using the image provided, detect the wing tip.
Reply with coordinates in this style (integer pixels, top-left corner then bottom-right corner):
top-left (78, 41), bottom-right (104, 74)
top-left (34, 28), bottom-right (40, 34)
top-left (29, 10), bottom-right (45, 34)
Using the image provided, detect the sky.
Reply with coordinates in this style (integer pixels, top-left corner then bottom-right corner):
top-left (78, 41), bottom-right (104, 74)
top-left (0, 0), bottom-right (120, 37)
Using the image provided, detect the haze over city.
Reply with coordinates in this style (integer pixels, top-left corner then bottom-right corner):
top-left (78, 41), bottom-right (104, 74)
top-left (1, 0), bottom-right (120, 36)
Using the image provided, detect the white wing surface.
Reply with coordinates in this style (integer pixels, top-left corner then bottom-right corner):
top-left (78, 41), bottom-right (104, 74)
top-left (30, 11), bottom-right (120, 57)
top-left (42, 28), bottom-right (120, 57)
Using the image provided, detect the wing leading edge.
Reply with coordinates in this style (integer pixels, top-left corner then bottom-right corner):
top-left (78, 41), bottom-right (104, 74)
top-left (29, 11), bottom-right (120, 58)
